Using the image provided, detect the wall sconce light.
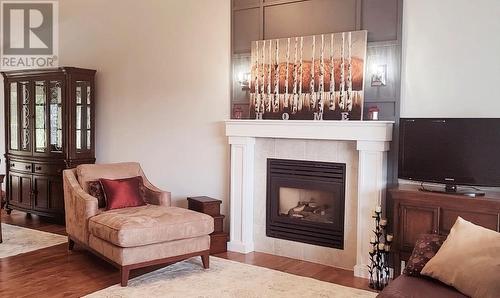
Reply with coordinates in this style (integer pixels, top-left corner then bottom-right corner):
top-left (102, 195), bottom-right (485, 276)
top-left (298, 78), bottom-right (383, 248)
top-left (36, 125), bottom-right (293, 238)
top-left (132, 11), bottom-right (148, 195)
top-left (237, 72), bottom-right (251, 90)
top-left (371, 64), bottom-right (387, 87)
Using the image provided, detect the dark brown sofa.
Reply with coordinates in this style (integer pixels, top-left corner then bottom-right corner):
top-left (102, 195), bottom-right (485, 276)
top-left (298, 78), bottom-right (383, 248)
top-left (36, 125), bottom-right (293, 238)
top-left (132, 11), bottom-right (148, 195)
top-left (377, 275), bottom-right (468, 298)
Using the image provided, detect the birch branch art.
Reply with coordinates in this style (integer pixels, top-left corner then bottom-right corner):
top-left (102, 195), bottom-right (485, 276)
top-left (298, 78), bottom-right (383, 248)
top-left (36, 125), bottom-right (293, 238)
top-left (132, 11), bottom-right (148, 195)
top-left (250, 30), bottom-right (367, 120)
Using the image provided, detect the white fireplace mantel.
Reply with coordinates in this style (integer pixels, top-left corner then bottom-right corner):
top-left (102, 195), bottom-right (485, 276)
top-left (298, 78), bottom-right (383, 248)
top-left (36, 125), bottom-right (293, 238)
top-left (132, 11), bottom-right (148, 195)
top-left (226, 120), bottom-right (394, 144)
top-left (225, 120), bottom-right (394, 278)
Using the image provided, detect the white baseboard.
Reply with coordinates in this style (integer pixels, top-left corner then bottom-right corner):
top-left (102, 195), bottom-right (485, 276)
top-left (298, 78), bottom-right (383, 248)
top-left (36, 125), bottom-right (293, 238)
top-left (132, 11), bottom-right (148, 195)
top-left (353, 264), bottom-right (370, 279)
top-left (227, 241), bottom-right (255, 254)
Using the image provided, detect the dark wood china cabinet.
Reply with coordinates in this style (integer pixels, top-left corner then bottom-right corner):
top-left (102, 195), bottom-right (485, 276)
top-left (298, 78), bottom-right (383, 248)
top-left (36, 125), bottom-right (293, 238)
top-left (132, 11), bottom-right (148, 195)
top-left (2, 67), bottom-right (96, 221)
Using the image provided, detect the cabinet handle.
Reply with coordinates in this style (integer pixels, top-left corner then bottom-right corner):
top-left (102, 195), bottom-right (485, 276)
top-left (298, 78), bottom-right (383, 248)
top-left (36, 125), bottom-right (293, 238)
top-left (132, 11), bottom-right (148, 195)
top-left (10, 163), bottom-right (15, 167)
top-left (25, 165), bottom-right (31, 170)
top-left (35, 166), bottom-right (42, 171)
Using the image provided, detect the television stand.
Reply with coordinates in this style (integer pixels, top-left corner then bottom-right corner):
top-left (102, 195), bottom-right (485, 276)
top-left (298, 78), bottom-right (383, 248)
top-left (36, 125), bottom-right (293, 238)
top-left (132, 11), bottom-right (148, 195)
top-left (388, 185), bottom-right (500, 276)
top-left (419, 184), bottom-right (485, 197)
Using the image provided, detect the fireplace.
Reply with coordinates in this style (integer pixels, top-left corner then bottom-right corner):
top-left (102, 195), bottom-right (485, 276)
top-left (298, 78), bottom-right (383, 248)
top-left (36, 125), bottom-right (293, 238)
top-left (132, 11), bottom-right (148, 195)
top-left (266, 159), bottom-right (345, 249)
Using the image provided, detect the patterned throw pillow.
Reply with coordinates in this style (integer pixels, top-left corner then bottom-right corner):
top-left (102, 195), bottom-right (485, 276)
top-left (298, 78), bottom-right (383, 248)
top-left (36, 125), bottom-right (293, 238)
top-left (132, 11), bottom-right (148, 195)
top-left (87, 180), bottom-right (107, 208)
top-left (403, 233), bottom-right (447, 276)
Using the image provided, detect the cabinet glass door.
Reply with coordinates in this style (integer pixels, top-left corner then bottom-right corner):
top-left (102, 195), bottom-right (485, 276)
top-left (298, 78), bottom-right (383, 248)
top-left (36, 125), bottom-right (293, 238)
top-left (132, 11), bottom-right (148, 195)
top-left (20, 81), bottom-right (31, 152)
top-left (49, 81), bottom-right (63, 152)
top-left (75, 81), bottom-right (91, 151)
top-left (35, 81), bottom-right (47, 152)
top-left (9, 82), bottom-right (19, 150)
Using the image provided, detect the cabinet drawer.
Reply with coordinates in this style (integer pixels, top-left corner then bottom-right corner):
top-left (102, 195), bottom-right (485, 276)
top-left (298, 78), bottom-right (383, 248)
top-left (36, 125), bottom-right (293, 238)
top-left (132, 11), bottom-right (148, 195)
top-left (33, 163), bottom-right (64, 176)
top-left (9, 161), bottom-right (33, 173)
top-left (441, 209), bottom-right (499, 234)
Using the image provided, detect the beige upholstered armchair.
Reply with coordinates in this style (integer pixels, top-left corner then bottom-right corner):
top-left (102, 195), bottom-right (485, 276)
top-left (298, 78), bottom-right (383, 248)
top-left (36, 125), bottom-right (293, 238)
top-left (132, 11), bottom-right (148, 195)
top-left (63, 162), bottom-right (214, 286)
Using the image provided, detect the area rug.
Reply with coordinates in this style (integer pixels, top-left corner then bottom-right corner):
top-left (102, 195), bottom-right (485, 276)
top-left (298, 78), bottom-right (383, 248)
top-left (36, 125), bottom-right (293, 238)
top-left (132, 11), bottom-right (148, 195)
top-left (0, 223), bottom-right (67, 258)
top-left (86, 257), bottom-right (376, 298)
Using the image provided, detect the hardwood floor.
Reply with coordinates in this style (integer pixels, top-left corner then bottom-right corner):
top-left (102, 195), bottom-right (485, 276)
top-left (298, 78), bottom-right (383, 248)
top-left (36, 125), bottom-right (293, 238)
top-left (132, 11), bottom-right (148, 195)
top-left (0, 209), bottom-right (372, 297)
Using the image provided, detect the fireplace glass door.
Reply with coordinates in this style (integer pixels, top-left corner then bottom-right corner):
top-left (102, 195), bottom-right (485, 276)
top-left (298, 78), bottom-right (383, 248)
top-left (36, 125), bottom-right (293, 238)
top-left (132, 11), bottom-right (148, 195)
top-left (267, 159), bottom-right (346, 249)
top-left (279, 187), bottom-right (335, 224)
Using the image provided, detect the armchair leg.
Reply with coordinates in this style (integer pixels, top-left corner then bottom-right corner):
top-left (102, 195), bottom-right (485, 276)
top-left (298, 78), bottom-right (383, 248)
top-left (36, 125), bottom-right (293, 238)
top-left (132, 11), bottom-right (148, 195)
top-left (120, 267), bottom-right (130, 287)
top-left (201, 252), bottom-right (209, 269)
top-left (68, 237), bottom-right (75, 251)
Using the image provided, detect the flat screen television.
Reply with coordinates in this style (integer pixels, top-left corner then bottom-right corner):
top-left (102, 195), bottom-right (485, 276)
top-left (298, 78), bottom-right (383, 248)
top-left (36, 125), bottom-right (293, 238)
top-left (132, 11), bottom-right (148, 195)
top-left (398, 118), bottom-right (500, 195)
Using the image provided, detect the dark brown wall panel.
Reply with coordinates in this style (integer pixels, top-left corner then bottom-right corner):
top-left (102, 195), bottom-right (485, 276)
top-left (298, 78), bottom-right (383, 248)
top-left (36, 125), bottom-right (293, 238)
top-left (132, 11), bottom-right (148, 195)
top-left (363, 101), bottom-right (395, 121)
top-left (263, 0), bottom-right (358, 39)
top-left (233, 8), bottom-right (260, 53)
top-left (365, 44), bottom-right (399, 101)
top-left (231, 0), bottom-right (402, 182)
top-left (233, 0), bottom-right (260, 9)
top-left (232, 54), bottom-right (251, 103)
top-left (362, 0), bottom-right (399, 42)
top-left (231, 0), bottom-right (402, 120)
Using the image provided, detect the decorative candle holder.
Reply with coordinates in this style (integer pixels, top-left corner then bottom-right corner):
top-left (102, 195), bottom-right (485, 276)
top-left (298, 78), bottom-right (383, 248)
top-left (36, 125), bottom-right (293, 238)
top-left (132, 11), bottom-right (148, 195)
top-left (368, 207), bottom-right (392, 290)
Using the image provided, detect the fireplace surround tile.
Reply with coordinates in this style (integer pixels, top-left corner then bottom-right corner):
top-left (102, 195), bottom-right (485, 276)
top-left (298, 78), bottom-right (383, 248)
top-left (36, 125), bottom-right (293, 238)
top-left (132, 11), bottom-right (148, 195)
top-left (226, 120), bottom-right (394, 278)
top-left (275, 138), bottom-right (306, 159)
top-left (274, 238), bottom-right (305, 260)
top-left (254, 138), bottom-right (358, 268)
top-left (305, 140), bottom-right (340, 161)
top-left (254, 223), bottom-right (275, 253)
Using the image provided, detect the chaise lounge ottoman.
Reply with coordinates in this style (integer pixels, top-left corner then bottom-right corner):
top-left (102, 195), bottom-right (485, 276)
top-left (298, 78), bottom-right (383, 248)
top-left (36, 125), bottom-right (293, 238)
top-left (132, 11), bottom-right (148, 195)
top-left (63, 162), bottom-right (214, 286)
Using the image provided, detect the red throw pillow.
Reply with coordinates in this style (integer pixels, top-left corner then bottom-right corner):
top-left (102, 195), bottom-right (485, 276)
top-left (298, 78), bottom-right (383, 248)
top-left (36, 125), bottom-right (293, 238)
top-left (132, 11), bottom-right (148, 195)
top-left (99, 176), bottom-right (146, 211)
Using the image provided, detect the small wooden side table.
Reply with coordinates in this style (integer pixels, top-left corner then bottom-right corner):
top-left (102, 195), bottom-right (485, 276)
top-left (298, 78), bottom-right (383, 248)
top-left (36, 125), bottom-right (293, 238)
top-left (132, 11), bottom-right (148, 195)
top-left (187, 196), bottom-right (228, 254)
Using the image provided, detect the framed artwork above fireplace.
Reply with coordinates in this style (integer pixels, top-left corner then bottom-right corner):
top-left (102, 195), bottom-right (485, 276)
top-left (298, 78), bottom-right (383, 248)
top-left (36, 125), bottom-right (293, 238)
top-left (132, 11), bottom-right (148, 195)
top-left (249, 30), bottom-right (368, 121)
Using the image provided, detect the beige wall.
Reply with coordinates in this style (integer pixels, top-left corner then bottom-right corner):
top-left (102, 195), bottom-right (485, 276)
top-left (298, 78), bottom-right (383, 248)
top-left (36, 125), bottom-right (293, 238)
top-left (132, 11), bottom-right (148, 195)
top-left (401, 0), bottom-right (500, 117)
top-left (59, 0), bottom-right (231, 209)
top-left (0, 1), bottom-right (232, 216)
